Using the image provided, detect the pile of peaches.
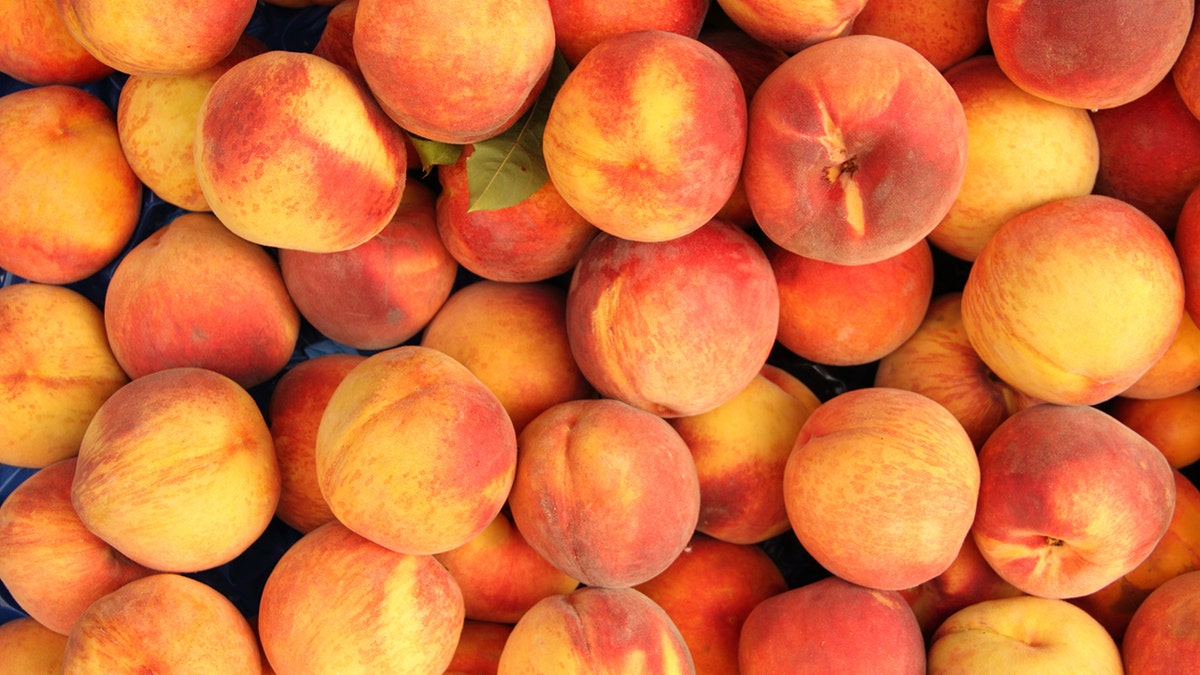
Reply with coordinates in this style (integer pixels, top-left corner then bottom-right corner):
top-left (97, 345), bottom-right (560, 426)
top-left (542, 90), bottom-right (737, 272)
top-left (2, 0), bottom-right (1200, 673)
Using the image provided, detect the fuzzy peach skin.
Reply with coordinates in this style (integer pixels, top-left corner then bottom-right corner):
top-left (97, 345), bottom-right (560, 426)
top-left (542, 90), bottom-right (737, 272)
top-left (267, 352), bottom-right (365, 534)
top-left (1121, 310), bottom-right (1200, 400)
top-left (116, 33), bottom-right (265, 212)
top-left (102, 212), bottom-right (300, 389)
top-left (315, 345), bottom-right (517, 556)
top-left (738, 576), bottom-right (926, 674)
top-left (771, 238), bottom-right (933, 366)
top-left (71, 367), bottom-right (281, 573)
top-left (0, 458), bottom-right (154, 635)
top-left (0, 0), bottom-right (111, 84)
top-left (353, 0), bottom-right (554, 144)
top-left (1110, 390), bottom-right (1200, 470)
top-left (258, 521), bottom-right (465, 675)
top-left (497, 586), bottom-right (695, 674)
top-left (419, 280), bottom-right (595, 434)
top-left (565, 219), bottom-right (778, 418)
top-left (0, 84), bottom-right (140, 285)
top-left (436, 144), bottom-right (598, 283)
top-left (849, 0), bottom-right (987, 72)
top-left (278, 180), bottom-right (458, 351)
top-left (195, 50), bottom-right (406, 253)
top-left (961, 195), bottom-right (1185, 406)
top-left (507, 398), bottom-right (701, 589)
top-left (986, 0), bottom-right (1193, 111)
top-left (0, 617), bottom-right (68, 673)
top-left (311, 0), bottom-right (359, 76)
top-left (0, 282), bottom-right (128, 468)
top-left (783, 387), bottom-right (980, 591)
top-left (547, 0), bottom-right (709, 66)
top-left (634, 534), bottom-right (789, 675)
top-left (929, 55), bottom-right (1099, 262)
top-left (972, 404), bottom-right (1177, 600)
top-left (1121, 569), bottom-right (1200, 673)
top-left (714, 0), bottom-right (865, 52)
top-left (668, 365), bottom-right (821, 545)
top-left (927, 596), bottom-right (1123, 675)
top-left (1180, 183), bottom-right (1200, 325)
top-left (61, 573), bottom-right (262, 674)
top-left (55, 0), bottom-right (256, 77)
top-left (1174, 6), bottom-right (1200, 121)
top-left (446, 620), bottom-right (513, 675)
top-left (874, 292), bottom-right (1043, 449)
top-left (744, 34), bottom-right (968, 266)
top-left (435, 510), bottom-right (581, 624)
top-left (543, 29), bottom-right (745, 243)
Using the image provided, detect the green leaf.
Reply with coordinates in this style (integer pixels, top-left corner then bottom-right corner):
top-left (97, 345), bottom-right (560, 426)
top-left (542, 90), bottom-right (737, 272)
top-left (408, 135), bottom-right (462, 176)
top-left (465, 51), bottom-right (572, 213)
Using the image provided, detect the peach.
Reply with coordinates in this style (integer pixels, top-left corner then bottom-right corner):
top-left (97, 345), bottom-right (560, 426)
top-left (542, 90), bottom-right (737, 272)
top-left (1174, 6), bottom-right (1200, 121)
top-left (194, 49), bottom-right (407, 253)
top-left (102, 211), bottom-right (300, 389)
top-left (565, 219), bottom-right (778, 417)
top-left (419, 280), bottom-right (595, 434)
top-left (56, 0), bottom-right (257, 77)
top-left (278, 180), bottom-right (458, 350)
top-left (315, 345), bottom-right (517, 555)
top-left (668, 364), bottom-right (821, 545)
top-left (927, 596), bottom-right (1123, 674)
top-left (1121, 569), bottom-right (1200, 673)
top-left (311, 0), bottom-right (359, 77)
top-left (0, 458), bottom-right (154, 635)
top-left (0, 0), bottom-right (111, 85)
top-left (771, 238), bottom-right (933, 366)
top-left (446, 620), bottom-right (513, 675)
top-left (738, 576), bottom-right (926, 674)
top-left (744, 34), bottom-right (968, 265)
top-left (435, 510), bottom-right (580, 624)
top-left (714, 0), bottom-right (865, 52)
top-left (0, 84), bottom-right (141, 284)
top-left (507, 398), bottom-right (701, 589)
top-left (929, 55), bottom-right (1099, 261)
top-left (1110, 390), bottom-right (1200, 469)
top-left (634, 534), bottom-right (789, 675)
top-left (61, 573), bottom-right (262, 673)
top-left (783, 387), bottom-right (980, 591)
top-left (1121, 310), bottom-right (1200, 400)
top-left (0, 282), bottom-right (128, 468)
top-left (258, 521), bottom-right (465, 674)
top-left (986, 0), bottom-right (1193, 110)
top-left (353, 0), bottom-right (555, 144)
top-left (849, 0), bottom-right (987, 72)
top-left (542, 29), bottom-right (746, 242)
top-left (71, 367), bottom-right (281, 573)
top-left (267, 352), bottom-right (365, 534)
top-left (0, 616), bottom-right (68, 673)
top-left (115, 33), bottom-right (265, 212)
top-left (972, 404), bottom-right (1177, 599)
top-left (497, 586), bottom-right (695, 674)
top-left (547, 0), bottom-right (709, 66)
top-left (960, 195), bottom-right (1185, 406)
top-left (1180, 183), bottom-right (1200, 325)
top-left (874, 292), bottom-right (1043, 449)
top-left (435, 144), bottom-right (597, 283)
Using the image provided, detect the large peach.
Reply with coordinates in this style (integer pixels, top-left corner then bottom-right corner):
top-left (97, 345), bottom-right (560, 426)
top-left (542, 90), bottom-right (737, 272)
top-left (547, 0), bottom-right (709, 66)
top-left (565, 219), bottom-right (778, 418)
top-left (849, 0), bottom-right (987, 72)
top-left (1110, 389), bottom-right (1200, 470)
top-left (744, 34), bottom-right (968, 265)
top-left (543, 29), bottom-right (745, 243)
top-left (0, 0), bottom-right (111, 85)
top-left (194, 49), bottom-right (407, 252)
top-left (315, 345), bottom-right (517, 555)
top-left (507, 398), bottom-right (701, 589)
top-left (1121, 569), bottom-right (1200, 674)
top-left (714, 0), bottom-right (865, 52)
top-left (961, 195), bottom-right (1185, 406)
top-left (0, 616), bottom-right (68, 673)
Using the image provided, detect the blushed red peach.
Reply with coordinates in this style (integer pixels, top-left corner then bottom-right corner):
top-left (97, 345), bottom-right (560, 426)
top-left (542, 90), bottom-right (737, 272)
top-left (1180, 183), bottom-right (1200, 325)
top-left (446, 620), bottom-right (513, 675)
top-left (714, 0), bottom-right (865, 52)
top-left (849, 0), bottom-right (987, 72)
top-left (0, 0), bottom-right (111, 85)
top-left (1121, 569), bottom-right (1200, 673)
top-left (547, 0), bottom-right (710, 66)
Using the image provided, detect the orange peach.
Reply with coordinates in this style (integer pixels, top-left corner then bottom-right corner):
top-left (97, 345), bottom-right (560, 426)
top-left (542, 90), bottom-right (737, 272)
top-left (258, 521), bottom-right (465, 674)
top-left (543, 29), bottom-right (746, 242)
top-left (0, 616), bottom-right (68, 673)
top-left (744, 34), bottom-right (968, 265)
top-left (986, 0), bottom-right (1193, 110)
top-left (102, 211), bottom-right (300, 389)
top-left (0, 84), bottom-right (141, 284)
top-left (849, 0), bottom-right (987, 72)
top-left (547, 0), bottom-right (709, 66)
top-left (446, 620), bottom-right (513, 675)
top-left (71, 367), bottom-right (281, 573)
top-left (972, 404), bottom-right (1177, 599)
top-left (353, 0), bottom-right (555, 144)
top-left (783, 387), bottom-right (980, 591)
top-left (315, 345), bottom-right (517, 555)
top-left (1121, 310), bottom-right (1200, 400)
top-left (194, 49), bottom-right (407, 252)
top-left (0, 282), bottom-right (128, 468)
top-left (565, 219), bottom-right (778, 417)
top-left (1110, 390), bottom-right (1200, 469)
top-left (0, 0), bottom-right (111, 85)
top-left (1180, 183), bottom-right (1200, 324)
top-left (1121, 569), bottom-right (1200, 673)
top-left (714, 0), bottom-right (865, 52)
top-left (929, 55), bottom-right (1099, 261)
top-left (419, 280), bottom-right (595, 434)
top-left (960, 195), bottom-right (1185, 406)
top-left (278, 180), bottom-right (458, 350)
top-left (507, 398), bottom-right (701, 589)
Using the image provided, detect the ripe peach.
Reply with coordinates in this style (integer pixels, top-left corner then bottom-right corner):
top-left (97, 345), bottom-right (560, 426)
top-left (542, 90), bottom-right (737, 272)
top-left (1120, 310), bottom-right (1200, 400)
top-left (446, 620), bottom-right (513, 675)
top-left (1121, 569), bottom-right (1200, 673)
top-left (1180, 184), bottom-right (1200, 325)
top-left (744, 34), bottom-right (968, 265)
top-left (1110, 389), bottom-right (1200, 469)
top-left (849, 0), bottom-right (987, 72)
top-left (311, 0), bottom-right (360, 77)
top-left (714, 0), bottom-right (865, 52)
top-left (0, 616), bottom-right (68, 673)
top-left (547, 0), bottom-right (709, 66)
top-left (0, 0), bottom-right (111, 85)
